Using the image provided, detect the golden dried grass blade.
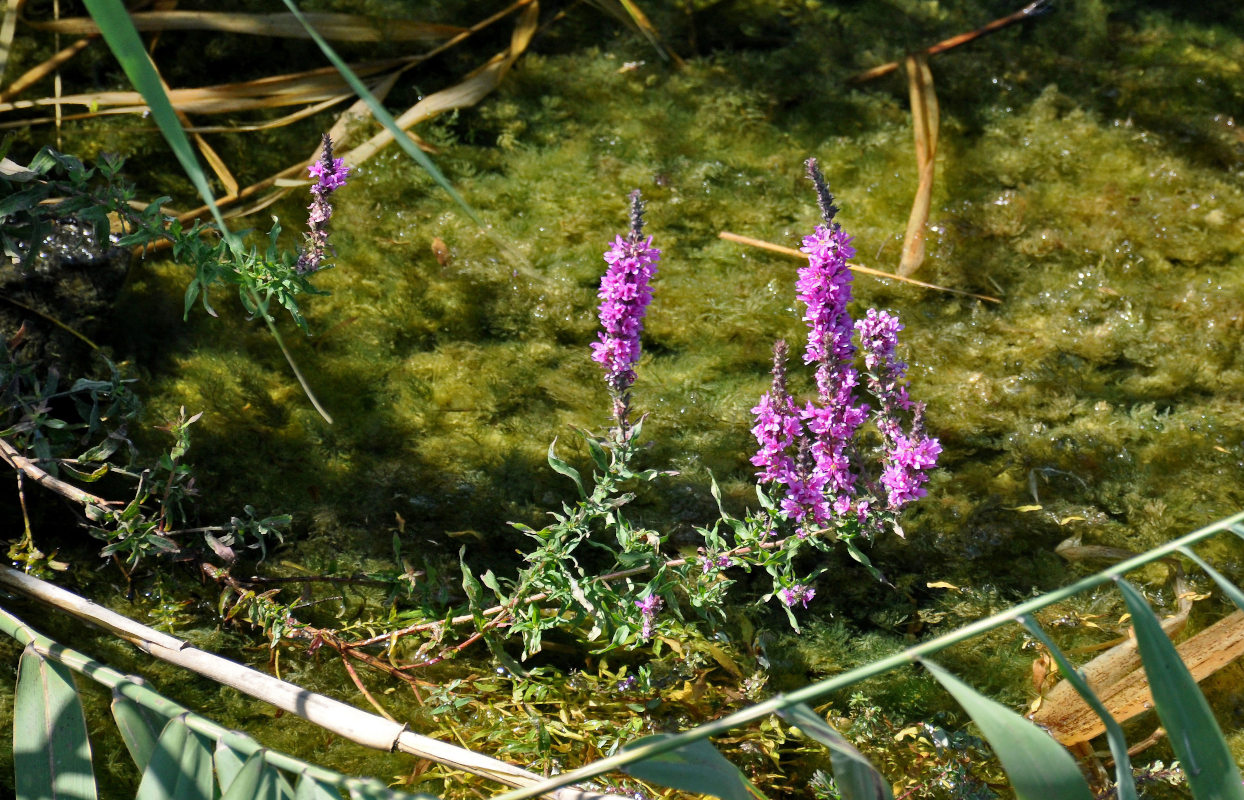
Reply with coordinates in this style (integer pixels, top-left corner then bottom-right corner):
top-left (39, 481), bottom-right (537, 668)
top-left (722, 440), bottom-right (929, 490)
top-left (616, 0), bottom-right (684, 67)
top-left (1033, 610), bottom-right (1244, 746)
top-left (29, 11), bottom-right (463, 42)
top-left (0, 0), bottom-right (21, 85)
top-left (0, 61), bottom-right (397, 114)
top-left (718, 230), bottom-right (1000, 303)
top-left (193, 132), bottom-right (237, 200)
top-left (0, 37), bottom-right (92, 104)
top-left (186, 93), bottom-right (351, 134)
top-left (898, 54), bottom-right (938, 278)
top-left (343, 3), bottom-right (539, 166)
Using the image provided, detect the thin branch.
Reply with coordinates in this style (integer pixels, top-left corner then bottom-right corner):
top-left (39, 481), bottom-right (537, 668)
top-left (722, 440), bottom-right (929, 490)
top-left (849, 0), bottom-right (1052, 84)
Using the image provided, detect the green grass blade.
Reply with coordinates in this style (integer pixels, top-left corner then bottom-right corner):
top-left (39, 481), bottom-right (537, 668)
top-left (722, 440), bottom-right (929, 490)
top-left (135, 717), bottom-right (214, 800)
top-left (14, 643), bottom-right (98, 800)
top-left (1018, 616), bottom-right (1137, 800)
top-left (921, 659), bottom-right (1092, 800)
top-left (1179, 547), bottom-right (1244, 613)
top-left (79, 0), bottom-right (231, 240)
top-left (111, 690), bottom-right (167, 773)
top-left (778, 703), bottom-right (892, 800)
top-left (619, 734), bottom-right (762, 800)
top-left (1114, 578), bottom-right (1244, 800)
top-left (280, 0), bottom-right (484, 229)
top-left (215, 737), bottom-right (248, 795)
top-left (296, 771), bottom-right (345, 800)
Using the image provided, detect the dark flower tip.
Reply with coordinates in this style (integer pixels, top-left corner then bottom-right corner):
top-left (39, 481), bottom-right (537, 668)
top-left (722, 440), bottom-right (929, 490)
top-left (628, 189), bottom-right (645, 241)
top-left (804, 157), bottom-right (839, 227)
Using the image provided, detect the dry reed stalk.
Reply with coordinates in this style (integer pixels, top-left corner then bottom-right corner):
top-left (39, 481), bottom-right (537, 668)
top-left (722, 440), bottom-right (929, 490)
top-left (0, 35), bottom-right (91, 104)
top-left (898, 53), bottom-right (938, 278)
top-left (0, 0), bottom-right (18, 85)
top-left (341, 3), bottom-right (540, 167)
top-left (0, 60), bottom-right (400, 115)
top-left (0, 565), bottom-right (628, 800)
top-left (27, 11), bottom-right (463, 42)
top-left (718, 230), bottom-right (1000, 303)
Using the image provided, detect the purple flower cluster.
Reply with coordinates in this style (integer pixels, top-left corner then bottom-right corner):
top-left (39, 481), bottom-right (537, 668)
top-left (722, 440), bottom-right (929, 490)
top-left (751, 159), bottom-right (941, 536)
top-left (634, 593), bottom-right (663, 640)
top-left (591, 190), bottom-right (660, 430)
top-left (855, 309), bottom-right (942, 509)
top-left (297, 133), bottom-right (351, 274)
top-left (778, 584), bottom-right (816, 608)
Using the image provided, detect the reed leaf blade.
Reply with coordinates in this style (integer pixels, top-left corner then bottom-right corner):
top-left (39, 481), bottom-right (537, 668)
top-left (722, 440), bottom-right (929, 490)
top-left (619, 734), bottom-right (758, 800)
top-left (778, 703), bottom-right (892, 800)
top-left (111, 690), bottom-right (167, 773)
top-left (1019, 616), bottom-right (1138, 800)
top-left (135, 718), bottom-right (214, 800)
top-left (921, 659), bottom-right (1092, 800)
top-left (79, 0), bottom-right (230, 237)
top-left (1114, 578), bottom-right (1244, 800)
top-left (14, 643), bottom-right (97, 800)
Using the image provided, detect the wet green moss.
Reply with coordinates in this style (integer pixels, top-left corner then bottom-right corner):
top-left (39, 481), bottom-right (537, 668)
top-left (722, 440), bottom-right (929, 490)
top-left (3, 0), bottom-right (1244, 794)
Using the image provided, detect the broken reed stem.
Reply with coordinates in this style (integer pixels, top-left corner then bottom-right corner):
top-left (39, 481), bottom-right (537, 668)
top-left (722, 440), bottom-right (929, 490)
top-left (898, 53), bottom-right (938, 278)
top-left (849, 0), bottom-right (1052, 84)
top-left (718, 230), bottom-right (1000, 303)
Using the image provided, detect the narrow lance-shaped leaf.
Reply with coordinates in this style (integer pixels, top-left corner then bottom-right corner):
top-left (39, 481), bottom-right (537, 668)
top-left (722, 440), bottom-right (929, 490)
top-left (111, 690), bottom-right (167, 773)
top-left (280, 0), bottom-right (484, 228)
top-left (619, 733), bottom-right (762, 800)
top-left (14, 643), bottom-right (98, 800)
top-left (921, 659), bottom-right (1093, 800)
top-left (135, 717), bottom-right (214, 800)
top-left (221, 750), bottom-right (294, 800)
top-left (79, 0), bottom-right (232, 241)
top-left (1019, 616), bottom-right (1138, 800)
top-left (1114, 578), bottom-right (1244, 800)
top-left (778, 703), bottom-right (892, 800)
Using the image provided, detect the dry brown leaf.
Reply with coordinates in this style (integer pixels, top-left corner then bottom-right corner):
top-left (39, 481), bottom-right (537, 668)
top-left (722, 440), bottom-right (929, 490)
top-left (898, 54), bottom-right (938, 278)
top-left (27, 12), bottom-right (463, 43)
top-left (0, 0), bottom-right (18, 86)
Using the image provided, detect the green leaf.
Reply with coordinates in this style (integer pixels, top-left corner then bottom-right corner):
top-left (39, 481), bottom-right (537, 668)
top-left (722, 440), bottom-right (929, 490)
top-left (135, 717), bottom-right (214, 800)
top-left (1179, 546), bottom-right (1244, 613)
top-left (547, 440), bottom-right (586, 499)
top-left (921, 659), bottom-right (1093, 800)
top-left (1114, 578), bottom-right (1244, 800)
top-left (221, 751), bottom-right (293, 800)
top-left (295, 772), bottom-right (344, 800)
top-left (279, 0), bottom-right (484, 228)
top-left (1018, 617), bottom-right (1137, 800)
top-left (583, 433), bottom-right (610, 473)
top-left (111, 690), bottom-right (167, 773)
top-left (214, 738), bottom-right (247, 795)
top-left (80, 0), bottom-right (231, 240)
top-left (14, 643), bottom-right (98, 800)
top-left (619, 734), bottom-right (761, 800)
top-left (778, 703), bottom-right (892, 800)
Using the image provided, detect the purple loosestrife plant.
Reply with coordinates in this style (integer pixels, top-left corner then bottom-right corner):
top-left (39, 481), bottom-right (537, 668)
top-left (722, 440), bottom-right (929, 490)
top-left (297, 133), bottom-right (351, 274)
top-left (591, 190), bottom-right (660, 435)
top-left (750, 158), bottom-right (941, 607)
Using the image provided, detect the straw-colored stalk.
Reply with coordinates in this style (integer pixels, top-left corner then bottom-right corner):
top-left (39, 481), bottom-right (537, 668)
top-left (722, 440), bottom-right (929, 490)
top-left (0, 564), bottom-right (626, 800)
top-left (898, 53), bottom-right (938, 278)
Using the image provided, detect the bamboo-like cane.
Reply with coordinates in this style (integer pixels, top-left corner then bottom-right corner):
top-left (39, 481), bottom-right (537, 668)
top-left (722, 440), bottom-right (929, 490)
top-left (0, 565), bottom-right (625, 800)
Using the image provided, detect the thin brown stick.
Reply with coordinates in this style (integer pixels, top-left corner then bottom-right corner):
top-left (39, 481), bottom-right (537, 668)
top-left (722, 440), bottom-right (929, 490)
top-left (339, 650), bottom-right (398, 722)
top-left (718, 231), bottom-right (1001, 303)
top-left (849, 0), bottom-right (1051, 83)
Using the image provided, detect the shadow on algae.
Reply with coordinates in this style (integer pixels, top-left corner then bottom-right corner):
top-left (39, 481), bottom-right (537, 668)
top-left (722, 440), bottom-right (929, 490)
top-left (3, 0), bottom-right (1244, 797)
